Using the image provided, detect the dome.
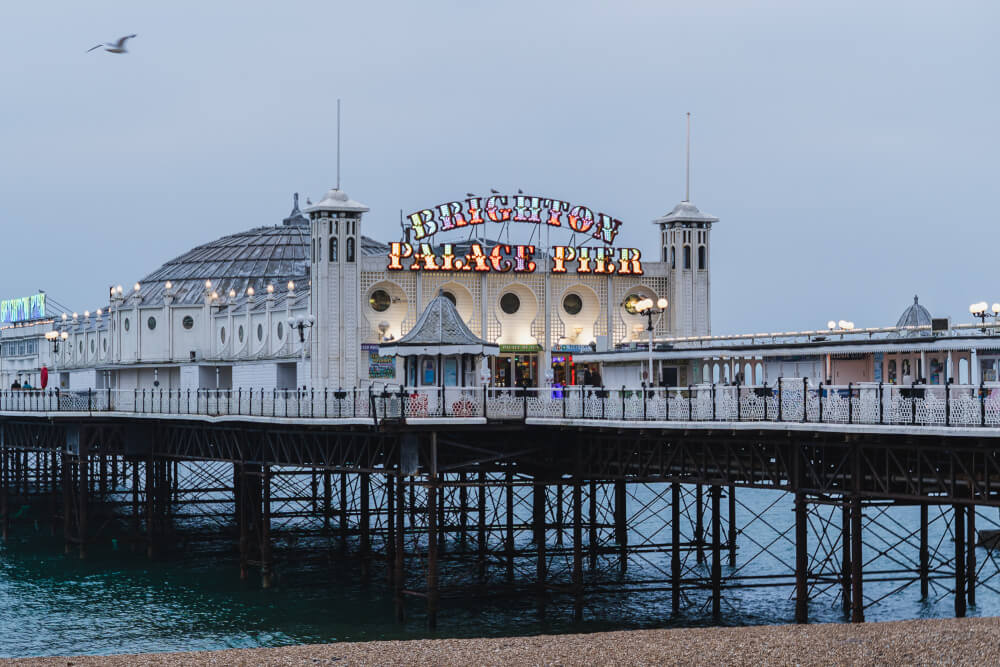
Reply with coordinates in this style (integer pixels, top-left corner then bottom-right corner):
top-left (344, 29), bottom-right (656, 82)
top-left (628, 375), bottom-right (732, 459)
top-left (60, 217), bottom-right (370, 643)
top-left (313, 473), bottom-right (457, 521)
top-left (653, 200), bottom-right (719, 226)
top-left (304, 187), bottom-right (369, 214)
top-left (896, 295), bottom-right (932, 332)
top-left (132, 195), bottom-right (388, 306)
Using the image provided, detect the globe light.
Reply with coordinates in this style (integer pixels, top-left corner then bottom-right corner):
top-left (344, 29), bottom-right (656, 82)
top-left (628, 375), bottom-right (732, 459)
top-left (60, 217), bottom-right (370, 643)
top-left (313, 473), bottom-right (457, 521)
top-left (133, 283), bottom-right (140, 292)
top-left (210, 291), bottom-right (219, 300)
top-left (83, 311), bottom-right (90, 318)
top-left (267, 284), bottom-right (275, 294)
top-left (205, 280), bottom-right (213, 289)
top-left (970, 303), bottom-right (978, 314)
top-left (60, 332), bottom-right (68, 341)
top-left (45, 331), bottom-right (58, 341)
top-left (61, 313), bottom-right (68, 321)
top-left (246, 286), bottom-right (255, 296)
top-left (656, 297), bottom-right (668, 309)
top-left (838, 320), bottom-right (849, 330)
top-left (96, 309), bottom-right (102, 316)
top-left (72, 312), bottom-right (78, 320)
top-left (165, 281), bottom-right (172, 290)
top-left (228, 288), bottom-right (236, 298)
top-left (116, 285), bottom-right (123, 295)
top-left (993, 303), bottom-right (1000, 314)
top-left (827, 321), bottom-right (837, 330)
top-left (287, 280), bottom-right (296, 291)
top-left (635, 298), bottom-right (653, 312)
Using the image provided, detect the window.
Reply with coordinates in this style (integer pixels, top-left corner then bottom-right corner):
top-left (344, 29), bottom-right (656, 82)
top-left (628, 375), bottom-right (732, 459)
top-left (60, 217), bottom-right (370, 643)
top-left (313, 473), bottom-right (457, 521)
top-left (622, 294), bottom-right (643, 315)
top-left (369, 289), bottom-right (391, 312)
top-left (257, 323), bottom-right (263, 341)
top-left (662, 246), bottom-right (668, 262)
top-left (441, 291), bottom-right (457, 305)
top-left (147, 316), bottom-right (156, 330)
top-left (562, 293), bottom-right (583, 316)
top-left (238, 325), bottom-right (244, 343)
top-left (277, 322), bottom-right (284, 339)
top-left (124, 318), bottom-right (130, 332)
top-left (220, 327), bottom-right (226, 344)
top-left (422, 358), bottom-right (435, 385)
top-left (182, 316), bottom-right (194, 330)
top-left (330, 237), bottom-right (338, 262)
top-left (79, 341), bottom-right (83, 354)
top-left (698, 246), bottom-right (706, 270)
top-left (500, 292), bottom-right (520, 315)
top-left (346, 237), bottom-right (355, 262)
top-left (311, 238), bottom-right (315, 263)
top-left (670, 247), bottom-right (676, 269)
top-left (103, 339), bottom-right (107, 352)
top-left (90, 340), bottom-right (95, 354)
top-left (683, 246), bottom-right (691, 269)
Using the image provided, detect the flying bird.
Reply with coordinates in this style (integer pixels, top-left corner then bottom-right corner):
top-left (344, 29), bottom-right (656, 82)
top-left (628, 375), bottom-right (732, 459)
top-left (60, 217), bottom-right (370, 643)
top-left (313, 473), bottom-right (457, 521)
top-left (87, 34), bottom-right (137, 54)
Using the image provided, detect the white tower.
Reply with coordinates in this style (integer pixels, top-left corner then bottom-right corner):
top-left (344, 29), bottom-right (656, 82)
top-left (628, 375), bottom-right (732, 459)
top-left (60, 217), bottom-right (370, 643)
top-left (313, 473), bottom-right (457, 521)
top-left (305, 188), bottom-right (369, 389)
top-left (653, 201), bottom-right (717, 337)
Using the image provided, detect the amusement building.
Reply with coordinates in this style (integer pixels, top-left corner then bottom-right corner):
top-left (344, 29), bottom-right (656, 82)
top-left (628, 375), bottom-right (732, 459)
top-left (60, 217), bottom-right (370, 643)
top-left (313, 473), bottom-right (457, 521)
top-left (1, 183), bottom-right (998, 393)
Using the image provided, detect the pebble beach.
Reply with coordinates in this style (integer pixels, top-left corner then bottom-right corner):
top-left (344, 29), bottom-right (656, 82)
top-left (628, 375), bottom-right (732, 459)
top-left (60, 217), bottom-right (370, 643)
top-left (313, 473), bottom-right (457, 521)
top-left (5, 616), bottom-right (999, 666)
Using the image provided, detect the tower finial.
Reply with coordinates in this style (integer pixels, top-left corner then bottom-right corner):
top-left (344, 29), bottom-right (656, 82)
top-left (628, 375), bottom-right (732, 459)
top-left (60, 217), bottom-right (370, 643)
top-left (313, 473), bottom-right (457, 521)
top-left (336, 99), bottom-right (341, 190)
top-left (914, 294), bottom-right (919, 304)
top-left (685, 112), bottom-right (691, 202)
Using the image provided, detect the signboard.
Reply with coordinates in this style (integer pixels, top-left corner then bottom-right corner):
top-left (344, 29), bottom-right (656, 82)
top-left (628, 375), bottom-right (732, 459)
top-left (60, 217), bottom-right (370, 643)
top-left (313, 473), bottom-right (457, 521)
top-left (0, 294), bottom-right (45, 324)
top-left (362, 344), bottom-right (396, 379)
top-left (390, 194), bottom-right (643, 275)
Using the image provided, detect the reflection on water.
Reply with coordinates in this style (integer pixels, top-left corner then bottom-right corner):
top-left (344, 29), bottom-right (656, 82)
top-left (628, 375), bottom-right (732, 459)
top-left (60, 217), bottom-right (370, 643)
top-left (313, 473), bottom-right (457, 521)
top-left (0, 488), bottom-right (997, 658)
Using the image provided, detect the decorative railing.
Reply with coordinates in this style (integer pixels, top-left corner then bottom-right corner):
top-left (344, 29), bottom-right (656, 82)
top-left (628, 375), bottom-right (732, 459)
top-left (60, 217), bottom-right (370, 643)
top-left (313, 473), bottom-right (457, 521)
top-left (2, 379), bottom-right (1000, 428)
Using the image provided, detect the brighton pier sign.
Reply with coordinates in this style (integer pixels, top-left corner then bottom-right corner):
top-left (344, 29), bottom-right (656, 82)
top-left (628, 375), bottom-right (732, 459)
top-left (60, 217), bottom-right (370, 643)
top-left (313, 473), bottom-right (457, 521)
top-left (388, 194), bottom-right (643, 275)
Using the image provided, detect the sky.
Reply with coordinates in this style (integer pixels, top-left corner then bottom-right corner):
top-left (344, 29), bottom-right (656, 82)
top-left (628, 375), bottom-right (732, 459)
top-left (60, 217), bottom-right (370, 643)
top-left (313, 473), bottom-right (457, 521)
top-left (0, 0), bottom-right (996, 334)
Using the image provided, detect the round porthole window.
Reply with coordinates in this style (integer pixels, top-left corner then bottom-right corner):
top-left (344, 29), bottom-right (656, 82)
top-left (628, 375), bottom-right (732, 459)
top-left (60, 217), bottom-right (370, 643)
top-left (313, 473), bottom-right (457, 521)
top-left (369, 289), bottom-right (391, 312)
top-left (220, 327), bottom-right (226, 344)
top-left (622, 294), bottom-right (643, 315)
top-left (124, 318), bottom-right (130, 332)
top-left (238, 325), bottom-right (244, 343)
top-left (277, 322), bottom-right (284, 339)
top-left (442, 291), bottom-right (457, 305)
top-left (500, 292), bottom-right (520, 315)
top-left (563, 293), bottom-right (583, 316)
top-left (257, 323), bottom-right (263, 341)
top-left (182, 316), bottom-right (194, 330)
top-left (147, 316), bottom-right (156, 331)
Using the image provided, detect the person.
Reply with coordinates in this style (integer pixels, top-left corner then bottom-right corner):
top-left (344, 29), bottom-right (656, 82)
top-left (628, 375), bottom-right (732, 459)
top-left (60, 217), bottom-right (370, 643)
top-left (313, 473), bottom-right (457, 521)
top-left (10, 379), bottom-right (21, 390)
top-left (22, 380), bottom-right (32, 390)
top-left (582, 368), bottom-right (593, 387)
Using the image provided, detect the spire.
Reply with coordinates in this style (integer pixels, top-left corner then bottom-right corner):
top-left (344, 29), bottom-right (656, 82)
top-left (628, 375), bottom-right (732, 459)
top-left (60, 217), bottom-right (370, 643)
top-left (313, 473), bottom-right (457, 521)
top-left (685, 111), bottom-right (691, 203)
top-left (282, 192), bottom-right (308, 226)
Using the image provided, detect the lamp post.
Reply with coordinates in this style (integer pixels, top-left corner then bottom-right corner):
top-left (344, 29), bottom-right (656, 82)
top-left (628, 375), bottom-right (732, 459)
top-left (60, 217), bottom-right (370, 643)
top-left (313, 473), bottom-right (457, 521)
top-left (286, 314), bottom-right (316, 363)
top-left (634, 297), bottom-right (668, 386)
top-left (44, 330), bottom-right (68, 388)
top-left (969, 302), bottom-right (999, 333)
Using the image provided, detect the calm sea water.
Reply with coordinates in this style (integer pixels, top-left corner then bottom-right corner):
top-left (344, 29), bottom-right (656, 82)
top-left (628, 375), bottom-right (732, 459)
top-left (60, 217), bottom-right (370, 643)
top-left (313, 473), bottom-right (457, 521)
top-left (0, 488), bottom-right (997, 658)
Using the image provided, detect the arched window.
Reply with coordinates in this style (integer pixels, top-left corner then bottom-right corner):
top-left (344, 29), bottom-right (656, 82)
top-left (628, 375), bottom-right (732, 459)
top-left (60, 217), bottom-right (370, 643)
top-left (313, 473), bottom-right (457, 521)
top-left (670, 246), bottom-right (676, 269)
top-left (683, 245), bottom-right (691, 269)
top-left (959, 358), bottom-right (970, 384)
top-left (346, 237), bottom-right (355, 262)
top-left (329, 237), bottom-right (338, 262)
top-left (663, 246), bottom-right (668, 262)
top-left (698, 245), bottom-right (706, 270)
top-left (311, 239), bottom-right (315, 263)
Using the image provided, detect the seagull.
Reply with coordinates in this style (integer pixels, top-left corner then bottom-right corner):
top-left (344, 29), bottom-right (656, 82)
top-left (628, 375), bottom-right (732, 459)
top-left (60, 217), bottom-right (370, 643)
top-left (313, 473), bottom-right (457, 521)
top-left (490, 188), bottom-right (499, 194)
top-left (465, 192), bottom-right (476, 197)
top-left (87, 34), bottom-right (136, 54)
top-left (517, 189), bottom-right (523, 194)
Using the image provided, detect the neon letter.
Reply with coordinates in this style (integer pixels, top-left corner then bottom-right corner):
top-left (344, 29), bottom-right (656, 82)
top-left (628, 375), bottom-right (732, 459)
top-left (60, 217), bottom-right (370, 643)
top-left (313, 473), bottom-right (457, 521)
top-left (489, 245), bottom-right (513, 272)
top-left (618, 248), bottom-right (642, 275)
top-left (419, 243), bottom-right (440, 270)
top-left (387, 242), bottom-right (413, 270)
top-left (576, 247), bottom-right (593, 273)
top-left (408, 209), bottom-right (437, 241)
top-left (513, 196), bottom-right (542, 223)
top-left (567, 206), bottom-right (594, 234)
top-left (465, 197), bottom-right (484, 225)
top-left (541, 199), bottom-right (569, 227)
top-left (485, 196), bottom-right (511, 222)
top-left (437, 201), bottom-right (467, 232)
top-left (466, 244), bottom-right (490, 272)
top-left (593, 213), bottom-right (623, 244)
top-left (594, 247), bottom-right (616, 274)
top-left (514, 245), bottom-right (536, 272)
top-left (550, 246), bottom-right (576, 273)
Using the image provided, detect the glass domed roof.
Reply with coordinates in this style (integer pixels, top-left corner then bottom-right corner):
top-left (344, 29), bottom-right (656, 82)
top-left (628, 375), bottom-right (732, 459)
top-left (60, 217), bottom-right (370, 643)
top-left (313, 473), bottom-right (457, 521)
top-left (896, 295), bottom-right (932, 334)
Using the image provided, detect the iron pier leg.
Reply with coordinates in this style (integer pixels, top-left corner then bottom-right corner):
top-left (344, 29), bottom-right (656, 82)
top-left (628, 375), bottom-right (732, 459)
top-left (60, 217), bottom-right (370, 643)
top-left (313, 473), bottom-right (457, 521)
top-left (78, 441), bottom-right (88, 559)
top-left (394, 473), bottom-right (406, 622)
top-left (588, 481), bottom-right (598, 571)
top-left (534, 478), bottom-right (547, 590)
top-left (50, 451), bottom-right (59, 537)
top-left (727, 484), bottom-right (737, 567)
top-left (794, 490), bottom-right (808, 624)
top-left (260, 464), bottom-right (273, 589)
top-left (131, 460), bottom-right (139, 553)
top-left (458, 472), bottom-right (468, 550)
top-left (842, 500), bottom-right (852, 615)
top-left (437, 472), bottom-right (446, 549)
top-left (615, 479), bottom-right (628, 576)
top-left (572, 478), bottom-right (583, 622)
top-left (505, 471), bottom-right (514, 581)
top-left (850, 495), bottom-right (864, 623)
top-left (426, 433), bottom-right (439, 630)
top-left (919, 503), bottom-right (929, 600)
top-left (339, 472), bottom-right (348, 542)
top-left (360, 472), bottom-right (371, 579)
top-left (238, 463), bottom-right (249, 580)
top-left (385, 474), bottom-right (395, 586)
top-left (695, 484), bottom-right (705, 564)
top-left (1, 444), bottom-right (8, 542)
top-left (711, 485), bottom-right (722, 621)
top-left (62, 450), bottom-right (72, 555)
top-left (556, 484), bottom-right (564, 546)
top-left (671, 482), bottom-right (681, 615)
top-left (145, 455), bottom-right (156, 559)
top-left (954, 504), bottom-right (966, 618)
top-left (322, 471), bottom-right (331, 534)
top-left (967, 502), bottom-right (976, 608)
top-left (477, 471), bottom-right (486, 579)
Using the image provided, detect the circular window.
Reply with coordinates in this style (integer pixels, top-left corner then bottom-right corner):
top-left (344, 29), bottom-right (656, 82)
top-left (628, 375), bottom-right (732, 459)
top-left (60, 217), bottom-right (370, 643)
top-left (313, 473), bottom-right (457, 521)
top-left (124, 318), bottom-right (130, 332)
top-left (563, 293), bottom-right (583, 316)
top-left (442, 291), bottom-right (457, 305)
top-left (257, 323), bottom-right (263, 341)
top-left (238, 325), bottom-right (244, 343)
top-left (277, 322), bottom-right (284, 339)
top-left (147, 316), bottom-right (156, 331)
top-left (500, 292), bottom-right (520, 315)
top-left (220, 327), bottom-right (226, 344)
top-left (369, 289), bottom-right (391, 312)
top-left (182, 316), bottom-right (194, 330)
top-left (622, 294), bottom-right (643, 315)
top-left (90, 340), bottom-right (95, 353)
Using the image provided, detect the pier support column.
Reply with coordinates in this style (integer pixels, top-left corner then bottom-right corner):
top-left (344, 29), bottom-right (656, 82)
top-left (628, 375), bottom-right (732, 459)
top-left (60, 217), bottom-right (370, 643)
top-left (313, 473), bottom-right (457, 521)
top-left (695, 484), bottom-right (705, 564)
top-left (385, 473), bottom-right (395, 586)
top-left (394, 472), bottom-right (405, 622)
top-left (426, 433), bottom-right (439, 630)
top-left (77, 439), bottom-right (88, 559)
top-left (671, 482), bottom-right (681, 614)
top-left (238, 462), bottom-right (249, 580)
top-left (572, 478), bottom-right (583, 622)
top-left (260, 464), bottom-right (273, 589)
top-left (614, 479), bottom-right (628, 576)
top-left (850, 495), bottom-right (864, 623)
top-left (360, 472), bottom-right (371, 579)
top-left (954, 504), bottom-right (966, 618)
top-left (967, 502), bottom-right (976, 608)
top-left (458, 472), bottom-right (468, 550)
top-left (794, 491), bottom-right (808, 624)
top-left (130, 460), bottom-right (140, 553)
top-left (919, 503), bottom-right (929, 599)
top-left (505, 471), bottom-right (514, 581)
top-left (534, 478), bottom-right (546, 588)
top-left (322, 471), bottom-right (331, 534)
top-left (62, 450), bottom-right (72, 555)
top-left (711, 485), bottom-right (722, 621)
top-left (588, 480), bottom-right (598, 571)
top-left (842, 500), bottom-right (851, 615)
top-left (1, 438), bottom-right (8, 542)
top-left (476, 471), bottom-right (486, 578)
top-left (727, 484), bottom-right (737, 567)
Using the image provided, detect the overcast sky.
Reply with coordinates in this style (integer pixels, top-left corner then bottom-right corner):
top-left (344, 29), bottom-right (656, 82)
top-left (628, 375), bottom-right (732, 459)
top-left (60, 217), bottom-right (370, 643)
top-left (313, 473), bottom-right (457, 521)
top-left (1, 1), bottom-right (996, 333)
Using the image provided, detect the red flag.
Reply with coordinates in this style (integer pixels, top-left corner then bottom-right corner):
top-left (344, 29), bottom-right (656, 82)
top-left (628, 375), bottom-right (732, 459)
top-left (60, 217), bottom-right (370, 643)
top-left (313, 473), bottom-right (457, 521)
top-left (40, 366), bottom-right (48, 389)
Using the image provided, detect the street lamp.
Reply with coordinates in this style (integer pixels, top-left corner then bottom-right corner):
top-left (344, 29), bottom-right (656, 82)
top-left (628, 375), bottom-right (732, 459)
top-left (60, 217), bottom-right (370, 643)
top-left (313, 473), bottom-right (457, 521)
top-left (969, 301), bottom-right (999, 332)
top-left (634, 296), bottom-right (668, 386)
top-left (286, 314), bottom-right (316, 362)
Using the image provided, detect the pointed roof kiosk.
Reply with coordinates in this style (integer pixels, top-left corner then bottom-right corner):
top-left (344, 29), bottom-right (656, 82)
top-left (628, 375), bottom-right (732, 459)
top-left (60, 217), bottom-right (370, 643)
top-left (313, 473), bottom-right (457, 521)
top-left (379, 291), bottom-right (499, 388)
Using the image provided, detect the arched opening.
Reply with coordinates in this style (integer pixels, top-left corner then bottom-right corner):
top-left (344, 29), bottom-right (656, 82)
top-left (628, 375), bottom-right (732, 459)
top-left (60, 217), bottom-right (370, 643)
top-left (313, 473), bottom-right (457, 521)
top-left (683, 245), bottom-right (691, 269)
top-left (712, 363), bottom-right (721, 383)
top-left (670, 246), bottom-right (676, 269)
top-left (346, 237), bottom-right (355, 262)
top-left (755, 362), bottom-right (764, 384)
top-left (329, 237), bottom-right (338, 262)
top-left (698, 245), bottom-right (706, 270)
top-left (702, 363), bottom-right (709, 382)
top-left (960, 358), bottom-right (970, 384)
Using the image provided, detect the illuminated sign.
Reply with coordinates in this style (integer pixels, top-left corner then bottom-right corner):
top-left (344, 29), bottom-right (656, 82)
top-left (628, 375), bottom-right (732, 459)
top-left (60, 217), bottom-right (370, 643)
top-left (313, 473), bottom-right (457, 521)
top-left (0, 294), bottom-right (45, 324)
top-left (391, 194), bottom-right (643, 275)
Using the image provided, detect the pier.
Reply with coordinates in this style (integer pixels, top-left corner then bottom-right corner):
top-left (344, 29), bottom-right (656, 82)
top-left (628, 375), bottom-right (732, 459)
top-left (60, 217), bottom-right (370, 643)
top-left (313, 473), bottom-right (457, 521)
top-left (1, 381), bottom-right (998, 628)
